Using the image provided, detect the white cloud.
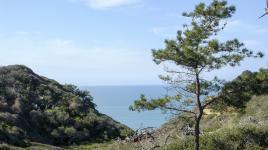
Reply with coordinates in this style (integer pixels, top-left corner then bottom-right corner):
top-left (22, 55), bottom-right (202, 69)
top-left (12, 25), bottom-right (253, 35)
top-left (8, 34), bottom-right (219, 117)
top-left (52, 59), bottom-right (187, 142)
top-left (244, 40), bottom-right (261, 47)
top-left (14, 31), bottom-right (29, 35)
top-left (0, 33), bottom-right (162, 85)
top-left (152, 27), bottom-right (166, 35)
top-left (227, 20), bottom-right (241, 27)
top-left (72, 0), bottom-right (142, 9)
top-left (226, 19), bottom-right (268, 34)
top-left (165, 12), bottom-right (183, 19)
top-left (151, 26), bottom-right (178, 38)
top-left (255, 28), bottom-right (268, 34)
top-left (0, 38), bottom-right (145, 70)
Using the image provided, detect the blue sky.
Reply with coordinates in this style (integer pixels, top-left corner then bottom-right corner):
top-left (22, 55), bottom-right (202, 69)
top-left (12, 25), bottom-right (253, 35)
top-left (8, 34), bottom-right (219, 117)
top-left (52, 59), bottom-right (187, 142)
top-left (0, 0), bottom-right (267, 86)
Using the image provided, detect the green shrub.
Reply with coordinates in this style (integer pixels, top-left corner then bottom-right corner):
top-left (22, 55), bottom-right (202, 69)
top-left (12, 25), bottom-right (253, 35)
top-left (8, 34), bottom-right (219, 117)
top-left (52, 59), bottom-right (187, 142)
top-left (164, 125), bottom-right (268, 150)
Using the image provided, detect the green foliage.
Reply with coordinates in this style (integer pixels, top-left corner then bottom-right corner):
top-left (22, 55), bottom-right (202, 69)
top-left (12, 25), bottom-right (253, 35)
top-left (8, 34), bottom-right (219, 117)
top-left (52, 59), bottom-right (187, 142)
top-left (62, 96), bottom-right (268, 150)
top-left (213, 69), bottom-right (268, 110)
top-left (0, 65), bottom-right (132, 146)
top-left (161, 96), bottom-right (268, 150)
top-left (130, 0), bottom-right (262, 114)
top-left (164, 125), bottom-right (268, 150)
top-left (152, 0), bottom-right (261, 70)
top-left (0, 122), bottom-right (27, 146)
top-left (129, 94), bottom-right (175, 112)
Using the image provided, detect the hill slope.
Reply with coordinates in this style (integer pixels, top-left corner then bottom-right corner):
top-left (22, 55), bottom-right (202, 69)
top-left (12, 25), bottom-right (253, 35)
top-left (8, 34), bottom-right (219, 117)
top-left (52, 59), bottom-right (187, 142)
top-left (159, 95), bottom-right (268, 150)
top-left (0, 65), bottom-right (132, 147)
top-left (104, 96), bottom-right (268, 150)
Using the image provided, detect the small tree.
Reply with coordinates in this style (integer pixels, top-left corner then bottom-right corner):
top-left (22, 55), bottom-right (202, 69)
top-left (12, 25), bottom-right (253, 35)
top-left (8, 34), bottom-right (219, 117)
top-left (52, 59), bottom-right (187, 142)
top-left (129, 1), bottom-right (263, 150)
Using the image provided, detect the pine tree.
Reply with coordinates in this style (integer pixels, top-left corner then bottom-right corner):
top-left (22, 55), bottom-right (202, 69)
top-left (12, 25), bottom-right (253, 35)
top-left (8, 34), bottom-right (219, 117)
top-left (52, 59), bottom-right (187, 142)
top-left (129, 1), bottom-right (263, 149)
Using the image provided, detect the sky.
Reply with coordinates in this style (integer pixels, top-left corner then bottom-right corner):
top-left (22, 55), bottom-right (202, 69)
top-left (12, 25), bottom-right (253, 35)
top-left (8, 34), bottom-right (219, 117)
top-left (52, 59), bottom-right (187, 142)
top-left (0, 0), bottom-right (267, 86)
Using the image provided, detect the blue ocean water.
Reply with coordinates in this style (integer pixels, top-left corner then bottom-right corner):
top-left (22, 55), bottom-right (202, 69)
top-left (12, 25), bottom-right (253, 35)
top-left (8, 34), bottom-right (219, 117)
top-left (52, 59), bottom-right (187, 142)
top-left (81, 85), bottom-right (171, 129)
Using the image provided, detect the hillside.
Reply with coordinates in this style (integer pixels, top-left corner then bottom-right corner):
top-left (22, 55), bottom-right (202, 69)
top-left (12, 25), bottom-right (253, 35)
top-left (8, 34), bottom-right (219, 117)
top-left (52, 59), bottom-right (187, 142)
top-left (0, 65), bottom-right (266, 150)
top-left (103, 95), bottom-right (268, 150)
top-left (0, 65), bottom-right (132, 147)
top-left (160, 95), bottom-right (268, 150)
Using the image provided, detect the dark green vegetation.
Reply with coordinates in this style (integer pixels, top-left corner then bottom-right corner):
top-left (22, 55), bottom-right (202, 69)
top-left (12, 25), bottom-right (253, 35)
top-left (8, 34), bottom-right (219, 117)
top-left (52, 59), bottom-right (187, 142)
top-left (129, 0), bottom-right (263, 150)
top-left (213, 69), bottom-right (268, 110)
top-left (0, 65), bottom-right (132, 147)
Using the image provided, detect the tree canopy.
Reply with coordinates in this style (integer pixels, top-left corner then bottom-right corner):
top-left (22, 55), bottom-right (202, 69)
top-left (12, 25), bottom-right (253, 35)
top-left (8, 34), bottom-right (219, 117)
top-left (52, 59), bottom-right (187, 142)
top-left (130, 0), bottom-right (262, 115)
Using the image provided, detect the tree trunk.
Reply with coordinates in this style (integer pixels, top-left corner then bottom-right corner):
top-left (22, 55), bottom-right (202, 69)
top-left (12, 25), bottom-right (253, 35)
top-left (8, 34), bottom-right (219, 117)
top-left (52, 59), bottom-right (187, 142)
top-left (194, 115), bottom-right (201, 150)
top-left (194, 71), bottom-right (203, 150)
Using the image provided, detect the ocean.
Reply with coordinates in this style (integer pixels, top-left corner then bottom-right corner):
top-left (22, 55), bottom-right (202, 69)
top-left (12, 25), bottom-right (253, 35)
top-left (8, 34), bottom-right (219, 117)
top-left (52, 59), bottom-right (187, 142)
top-left (82, 85), bottom-right (172, 129)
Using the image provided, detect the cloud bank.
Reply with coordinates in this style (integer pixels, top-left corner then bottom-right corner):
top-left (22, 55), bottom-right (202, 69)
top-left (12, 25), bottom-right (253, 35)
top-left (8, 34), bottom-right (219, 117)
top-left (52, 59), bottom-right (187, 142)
top-left (72, 0), bottom-right (142, 9)
top-left (0, 32), bottom-right (161, 85)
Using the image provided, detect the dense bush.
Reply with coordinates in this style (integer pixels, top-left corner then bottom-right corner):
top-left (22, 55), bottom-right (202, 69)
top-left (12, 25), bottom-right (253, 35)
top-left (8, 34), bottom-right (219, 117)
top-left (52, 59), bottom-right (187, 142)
top-left (0, 65), bottom-right (132, 146)
top-left (213, 69), bottom-right (268, 110)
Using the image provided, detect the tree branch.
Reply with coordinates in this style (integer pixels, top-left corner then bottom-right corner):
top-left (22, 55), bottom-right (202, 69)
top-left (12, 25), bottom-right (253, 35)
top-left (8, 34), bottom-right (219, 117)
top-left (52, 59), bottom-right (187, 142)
top-left (165, 70), bottom-right (195, 76)
top-left (202, 96), bottom-right (219, 109)
top-left (162, 106), bottom-right (196, 115)
top-left (202, 89), bottom-right (237, 109)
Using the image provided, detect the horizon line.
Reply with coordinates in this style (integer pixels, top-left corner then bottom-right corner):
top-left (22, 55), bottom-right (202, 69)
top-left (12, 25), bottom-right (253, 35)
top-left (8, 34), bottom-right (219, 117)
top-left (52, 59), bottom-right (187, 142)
top-left (79, 84), bottom-right (166, 87)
